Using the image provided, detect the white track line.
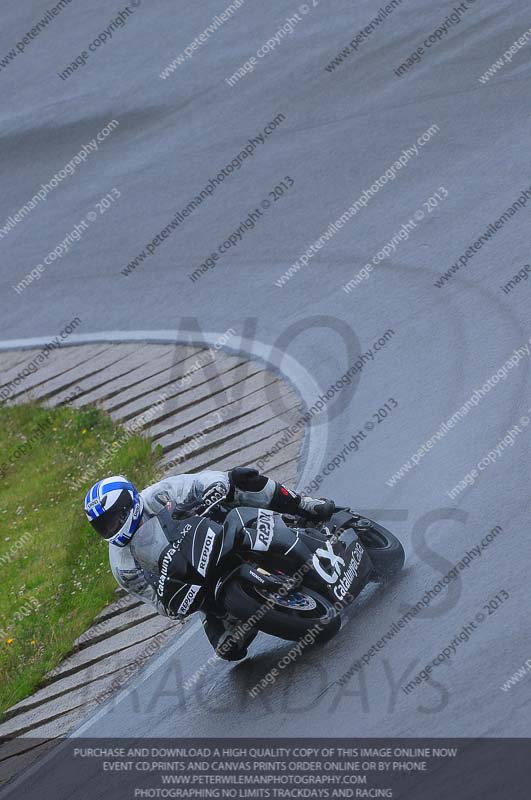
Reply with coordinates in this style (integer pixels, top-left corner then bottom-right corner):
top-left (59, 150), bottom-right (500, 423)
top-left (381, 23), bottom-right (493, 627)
top-left (0, 621), bottom-right (202, 797)
top-left (71, 619), bottom-right (202, 736)
top-left (0, 329), bottom-right (328, 490)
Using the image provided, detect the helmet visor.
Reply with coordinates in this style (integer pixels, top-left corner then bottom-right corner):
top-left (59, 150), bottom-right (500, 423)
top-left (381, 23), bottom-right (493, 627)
top-left (90, 490), bottom-right (133, 540)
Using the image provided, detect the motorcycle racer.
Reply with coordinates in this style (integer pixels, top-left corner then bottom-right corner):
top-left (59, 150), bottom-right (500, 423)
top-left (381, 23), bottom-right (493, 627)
top-left (84, 467), bottom-right (335, 660)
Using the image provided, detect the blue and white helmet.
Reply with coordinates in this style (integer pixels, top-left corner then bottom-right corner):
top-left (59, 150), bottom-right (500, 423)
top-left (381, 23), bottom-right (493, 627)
top-left (84, 475), bottom-right (143, 547)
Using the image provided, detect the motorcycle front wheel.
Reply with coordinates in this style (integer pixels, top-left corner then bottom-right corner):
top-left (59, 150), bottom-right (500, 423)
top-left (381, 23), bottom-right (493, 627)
top-left (354, 520), bottom-right (405, 583)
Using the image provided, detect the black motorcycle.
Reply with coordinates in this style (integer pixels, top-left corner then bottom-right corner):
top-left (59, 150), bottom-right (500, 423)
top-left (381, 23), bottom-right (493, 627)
top-left (190, 499), bottom-right (405, 644)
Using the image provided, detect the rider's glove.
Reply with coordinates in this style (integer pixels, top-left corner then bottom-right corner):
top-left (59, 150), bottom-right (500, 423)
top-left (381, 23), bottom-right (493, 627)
top-left (201, 482), bottom-right (228, 512)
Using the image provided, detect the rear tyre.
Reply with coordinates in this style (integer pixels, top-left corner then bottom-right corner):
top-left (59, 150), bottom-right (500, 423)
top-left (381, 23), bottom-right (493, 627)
top-left (222, 581), bottom-right (341, 643)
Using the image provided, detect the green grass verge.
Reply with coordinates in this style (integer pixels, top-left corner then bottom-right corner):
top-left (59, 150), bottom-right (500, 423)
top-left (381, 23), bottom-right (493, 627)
top-left (0, 402), bottom-right (161, 719)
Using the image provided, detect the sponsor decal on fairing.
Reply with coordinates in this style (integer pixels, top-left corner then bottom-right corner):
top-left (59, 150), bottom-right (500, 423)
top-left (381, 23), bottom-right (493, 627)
top-left (177, 584), bottom-right (201, 615)
top-left (254, 509), bottom-right (275, 551)
top-left (333, 541), bottom-right (364, 600)
top-left (197, 526), bottom-right (217, 576)
top-left (157, 544), bottom-right (178, 596)
top-left (312, 539), bottom-right (345, 584)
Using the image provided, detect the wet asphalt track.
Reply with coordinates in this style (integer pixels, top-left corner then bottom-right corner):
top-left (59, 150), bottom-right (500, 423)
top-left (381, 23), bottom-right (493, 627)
top-left (0, 0), bottom-right (530, 749)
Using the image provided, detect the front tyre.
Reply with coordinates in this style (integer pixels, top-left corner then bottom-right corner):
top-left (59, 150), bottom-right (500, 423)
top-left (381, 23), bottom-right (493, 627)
top-left (355, 521), bottom-right (405, 583)
top-left (222, 581), bottom-right (341, 643)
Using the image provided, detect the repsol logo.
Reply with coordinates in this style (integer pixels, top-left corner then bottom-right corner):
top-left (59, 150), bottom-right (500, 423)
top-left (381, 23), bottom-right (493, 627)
top-left (197, 527), bottom-right (216, 576)
top-left (177, 585), bottom-right (201, 616)
top-left (255, 509), bottom-right (275, 551)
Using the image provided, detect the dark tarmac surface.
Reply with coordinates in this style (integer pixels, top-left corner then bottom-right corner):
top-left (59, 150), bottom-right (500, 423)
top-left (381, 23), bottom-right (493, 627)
top-left (1, 0), bottom-right (530, 763)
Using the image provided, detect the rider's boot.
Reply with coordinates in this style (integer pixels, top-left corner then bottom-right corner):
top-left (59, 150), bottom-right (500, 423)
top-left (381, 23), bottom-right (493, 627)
top-left (270, 484), bottom-right (335, 521)
top-left (229, 467), bottom-right (335, 521)
top-left (201, 611), bottom-right (257, 662)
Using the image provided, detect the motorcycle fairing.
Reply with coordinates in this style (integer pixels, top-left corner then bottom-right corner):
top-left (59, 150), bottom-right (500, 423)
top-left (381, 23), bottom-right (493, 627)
top-left (130, 507), bottom-right (223, 616)
top-left (218, 507), bottom-right (372, 603)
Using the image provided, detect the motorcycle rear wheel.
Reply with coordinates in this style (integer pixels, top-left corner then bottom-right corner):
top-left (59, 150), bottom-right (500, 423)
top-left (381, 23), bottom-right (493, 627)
top-left (222, 581), bottom-right (341, 643)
